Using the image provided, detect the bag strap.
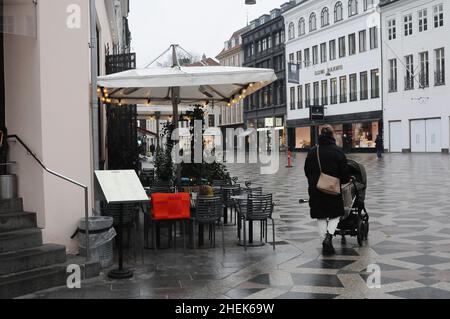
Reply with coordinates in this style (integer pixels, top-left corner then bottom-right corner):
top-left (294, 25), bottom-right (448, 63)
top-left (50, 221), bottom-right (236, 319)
top-left (316, 145), bottom-right (322, 173)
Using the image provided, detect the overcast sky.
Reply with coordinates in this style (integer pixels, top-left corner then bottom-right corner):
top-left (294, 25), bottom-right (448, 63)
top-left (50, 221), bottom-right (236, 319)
top-left (128, 0), bottom-right (285, 67)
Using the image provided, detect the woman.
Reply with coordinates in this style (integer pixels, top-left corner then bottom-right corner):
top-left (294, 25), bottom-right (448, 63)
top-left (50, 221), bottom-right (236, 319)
top-left (304, 125), bottom-right (350, 254)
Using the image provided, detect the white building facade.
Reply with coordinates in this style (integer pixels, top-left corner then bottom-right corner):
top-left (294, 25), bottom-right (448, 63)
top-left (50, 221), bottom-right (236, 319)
top-left (216, 27), bottom-right (249, 132)
top-left (284, 0), bottom-right (383, 152)
top-left (3, 0), bottom-right (130, 252)
top-left (380, 0), bottom-right (449, 153)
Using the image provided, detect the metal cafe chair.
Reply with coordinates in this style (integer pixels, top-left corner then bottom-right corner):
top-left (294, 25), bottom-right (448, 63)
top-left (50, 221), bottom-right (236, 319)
top-left (222, 184), bottom-right (241, 226)
top-left (143, 184), bottom-right (176, 249)
top-left (242, 194), bottom-right (276, 251)
top-left (191, 196), bottom-right (225, 253)
top-left (237, 187), bottom-right (263, 239)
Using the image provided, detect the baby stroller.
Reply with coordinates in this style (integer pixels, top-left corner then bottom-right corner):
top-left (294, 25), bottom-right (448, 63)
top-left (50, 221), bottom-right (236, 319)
top-left (338, 159), bottom-right (369, 246)
top-left (300, 159), bottom-right (369, 247)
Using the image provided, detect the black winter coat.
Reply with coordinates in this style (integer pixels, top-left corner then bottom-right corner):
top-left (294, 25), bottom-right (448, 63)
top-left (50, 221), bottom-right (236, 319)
top-left (304, 135), bottom-right (350, 219)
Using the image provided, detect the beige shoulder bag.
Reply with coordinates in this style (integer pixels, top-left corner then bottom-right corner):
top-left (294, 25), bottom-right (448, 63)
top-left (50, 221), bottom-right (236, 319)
top-left (316, 145), bottom-right (341, 196)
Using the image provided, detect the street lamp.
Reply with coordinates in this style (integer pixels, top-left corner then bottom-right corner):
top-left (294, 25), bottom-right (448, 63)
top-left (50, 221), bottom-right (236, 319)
top-left (245, 0), bottom-right (256, 4)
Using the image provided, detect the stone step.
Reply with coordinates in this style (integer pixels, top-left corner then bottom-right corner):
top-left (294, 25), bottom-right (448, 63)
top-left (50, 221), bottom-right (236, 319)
top-left (0, 257), bottom-right (101, 299)
top-left (0, 212), bottom-right (37, 233)
top-left (0, 244), bottom-right (66, 276)
top-left (0, 228), bottom-right (43, 253)
top-left (0, 198), bottom-right (24, 214)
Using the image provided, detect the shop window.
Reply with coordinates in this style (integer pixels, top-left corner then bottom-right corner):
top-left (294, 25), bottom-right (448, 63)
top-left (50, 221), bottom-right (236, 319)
top-left (352, 122), bottom-right (378, 148)
top-left (295, 127), bottom-right (312, 149)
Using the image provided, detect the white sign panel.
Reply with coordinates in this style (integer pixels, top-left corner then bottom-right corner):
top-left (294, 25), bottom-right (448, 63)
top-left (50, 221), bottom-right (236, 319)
top-left (95, 170), bottom-right (149, 204)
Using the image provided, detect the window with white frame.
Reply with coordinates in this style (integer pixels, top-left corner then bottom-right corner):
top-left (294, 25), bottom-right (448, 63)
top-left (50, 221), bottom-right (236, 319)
top-left (360, 71), bottom-right (368, 100)
top-left (329, 39), bottom-right (336, 60)
top-left (369, 26), bottom-right (378, 49)
top-left (297, 51), bottom-right (302, 69)
top-left (349, 33), bottom-right (356, 55)
top-left (404, 14), bottom-right (413, 36)
top-left (371, 69), bottom-right (380, 98)
top-left (321, 80), bottom-right (328, 105)
top-left (299, 18), bottom-right (306, 35)
top-left (349, 73), bottom-right (357, 101)
top-left (320, 43), bottom-right (327, 63)
top-left (349, 0), bottom-right (358, 17)
top-left (288, 22), bottom-right (295, 40)
top-left (340, 76), bottom-right (347, 103)
top-left (359, 29), bottom-right (367, 52)
top-left (297, 85), bottom-right (303, 109)
top-left (313, 82), bottom-right (320, 105)
top-left (289, 53), bottom-right (295, 63)
top-left (335, 2), bottom-right (343, 22)
top-left (305, 84), bottom-right (311, 107)
top-left (364, 0), bottom-right (374, 11)
top-left (434, 4), bottom-right (444, 28)
top-left (312, 45), bottom-right (319, 65)
top-left (419, 51), bottom-right (429, 88)
top-left (321, 7), bottom-right (330, 27)
top-left (330, 78), bottom-right (338, 104)
top-left (309, 13), bottom-right (317, 31)
top-left (418, 9), bottom-right (428, 32)
top-left (405, 54), bottom-right (414, 90)
top-left (304, 48), bottom-right (311, 67)
top-left (290, 87), bottom-right (296, 110)
top-left (388, 19), bottom-right (396, 40)
top-left (339, 36), bottom-right (346, 57)
top-left (388, 59), bottom-right (398, 92)
top-left (435, 48), bottom-right (445, 85)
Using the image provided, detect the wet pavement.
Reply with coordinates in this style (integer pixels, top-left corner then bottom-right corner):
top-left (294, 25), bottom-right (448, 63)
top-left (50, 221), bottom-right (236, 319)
top-left (21, 153), bottom-right (450, 299)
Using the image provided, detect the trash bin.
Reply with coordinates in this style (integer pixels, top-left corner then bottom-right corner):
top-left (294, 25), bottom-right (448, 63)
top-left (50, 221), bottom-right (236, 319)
top-left (77, 216), bottom-right (116, 268)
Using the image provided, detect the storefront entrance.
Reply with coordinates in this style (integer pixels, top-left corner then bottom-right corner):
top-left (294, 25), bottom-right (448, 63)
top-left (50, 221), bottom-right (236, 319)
top-left (293, 120), bottom-right (381, 153)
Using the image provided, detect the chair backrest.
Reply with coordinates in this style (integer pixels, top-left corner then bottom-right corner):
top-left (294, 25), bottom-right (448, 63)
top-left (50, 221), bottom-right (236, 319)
top-left (151, 193), bottom-right (190, 220)
top-left (222, 185), bottom-right (241, 206)
top-left (150, 182), bottom-right (174, 194)
top-left (212, 180), bottom-right (231, 187)
top-left (195, 196), bottom-right (223, 222)
top-left (247, 194), bottom-right (273, 220)
top-left (242, 187), bottom-right (263, 196)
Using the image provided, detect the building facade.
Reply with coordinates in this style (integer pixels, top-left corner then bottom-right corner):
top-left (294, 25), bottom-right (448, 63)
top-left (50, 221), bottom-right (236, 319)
top-left (2, 0), bottom-right (131, 252)
top-left (380, 0), bottom-right (449, 153)
top-left (216, 26), bottom-right (250, 133)
top-left (284, 0), bottom-right (382, 152)
top-left (242, 6), bottom-right (290, 149)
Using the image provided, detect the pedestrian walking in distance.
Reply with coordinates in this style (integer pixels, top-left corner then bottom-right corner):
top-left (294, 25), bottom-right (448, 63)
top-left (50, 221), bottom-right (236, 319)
top-left (375, 135), bottom-right (383, 159)
top-left (304, 125), bottom-right (350, 255)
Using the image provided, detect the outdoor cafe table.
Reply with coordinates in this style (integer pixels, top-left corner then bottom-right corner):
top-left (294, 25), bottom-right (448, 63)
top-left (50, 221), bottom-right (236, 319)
top-left (231, 195), bottom-right (265, 247)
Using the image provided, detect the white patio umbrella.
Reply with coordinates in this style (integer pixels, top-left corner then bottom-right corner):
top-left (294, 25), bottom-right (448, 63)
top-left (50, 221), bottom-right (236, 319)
top-left (97, 45), bottom-right (277, 187)
top-left (97, 45), bottom-right (277, 130)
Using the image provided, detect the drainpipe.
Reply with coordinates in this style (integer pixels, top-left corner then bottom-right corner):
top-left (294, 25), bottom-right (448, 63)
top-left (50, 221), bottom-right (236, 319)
top-left (89, 0), bottom-right (99, 172)
top-left (89, 0), bottom-right (99, 216)
top-left (378, 6), bottom-right (385, 149)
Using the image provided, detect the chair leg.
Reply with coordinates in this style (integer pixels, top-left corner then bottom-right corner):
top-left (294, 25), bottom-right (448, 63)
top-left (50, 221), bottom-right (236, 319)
top-left (182, 220), bottom-right (186, 251)
top-left (144, 214), bottom-right (149, 248)
top-left (193, 221), bottom-right (197, 250)
top-left (152, 221), bottom-right (157, 252)
top-left (271, 218), bottom-right (276, 251)
top-left (221, 222), bottom-right (225, 254)
top-left (243, 219), bottom-right (247, 251)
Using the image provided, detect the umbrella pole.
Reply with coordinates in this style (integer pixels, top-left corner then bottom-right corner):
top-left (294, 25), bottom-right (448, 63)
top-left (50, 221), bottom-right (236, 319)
top-left (172, 86), bottom-right (182, 191)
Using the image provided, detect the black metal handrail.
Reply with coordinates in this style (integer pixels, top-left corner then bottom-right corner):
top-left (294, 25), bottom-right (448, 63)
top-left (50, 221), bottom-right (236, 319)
top-left (7, 135), bottom-right (90, 261)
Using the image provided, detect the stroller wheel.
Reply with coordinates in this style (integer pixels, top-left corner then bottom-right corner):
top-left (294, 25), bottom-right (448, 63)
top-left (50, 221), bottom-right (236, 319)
top-left (364, 222), bottom-right (369, 240)
top-left (357, 218), bottom-right (364, 247)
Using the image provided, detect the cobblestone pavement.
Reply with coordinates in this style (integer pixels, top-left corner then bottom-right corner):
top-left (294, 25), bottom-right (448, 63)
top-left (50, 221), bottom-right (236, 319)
top-left (22, 153), bottom-right (450, 299)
